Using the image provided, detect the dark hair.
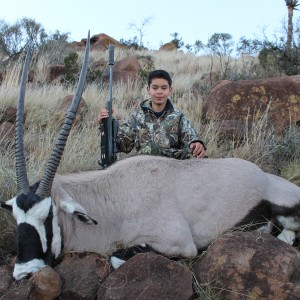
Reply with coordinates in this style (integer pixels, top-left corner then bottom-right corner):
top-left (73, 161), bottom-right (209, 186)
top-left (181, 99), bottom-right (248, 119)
top-left (147, 70), bottom-right (172, 87)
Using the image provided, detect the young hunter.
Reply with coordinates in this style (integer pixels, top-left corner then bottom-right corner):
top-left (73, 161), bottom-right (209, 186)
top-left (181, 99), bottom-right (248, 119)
top-left (97, 69), bottom-right (206, 159)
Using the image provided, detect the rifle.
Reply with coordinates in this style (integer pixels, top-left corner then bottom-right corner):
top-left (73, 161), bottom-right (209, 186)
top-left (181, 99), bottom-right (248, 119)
top-left (99, 45), bottom-right (118, 168)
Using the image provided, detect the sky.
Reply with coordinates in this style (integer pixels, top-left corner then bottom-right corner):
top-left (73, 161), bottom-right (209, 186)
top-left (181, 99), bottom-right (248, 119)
top-left (1, 0), bottom-right (299, 50)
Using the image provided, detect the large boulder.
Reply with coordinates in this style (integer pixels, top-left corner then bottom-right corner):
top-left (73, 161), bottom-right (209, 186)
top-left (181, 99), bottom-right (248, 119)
top-left (30, 266), bottom-right (62, 300)
top-left (203, 75), bottom-right (300, 135)
top-left (52, 95), bottom-right (88, 127)
top-left (112, 56), bottom-right (142, 83)
top-left (90, 33), bottom-right (122, 50)
top-left (73, 33), bottom-right (123, 51)
top-left (55, 252), bottom-right (110, 300)
top-left (159, 42), bottom-right (177, 51)
top-left (1, 266), bottom-right (62, 300)
top-left (45, 64), bottom-right (65, 83)
top-left (98, 252), bottom-right (193, 300)
top-left (193, 231), bottom-right (300, 299)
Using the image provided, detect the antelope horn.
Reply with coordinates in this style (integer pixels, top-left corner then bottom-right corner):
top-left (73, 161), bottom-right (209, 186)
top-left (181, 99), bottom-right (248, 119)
top-left (15, 45), bottom-right (32, 195)
top-left (36, 31), bottom-right (90, 198)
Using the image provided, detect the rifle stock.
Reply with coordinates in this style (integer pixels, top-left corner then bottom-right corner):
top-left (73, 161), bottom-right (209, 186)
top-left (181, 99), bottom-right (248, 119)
top-left (99, 45), bottom-right (118, 168)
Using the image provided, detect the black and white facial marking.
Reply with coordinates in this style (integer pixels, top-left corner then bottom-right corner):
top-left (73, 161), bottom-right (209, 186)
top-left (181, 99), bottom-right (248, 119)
top-left (3, 186), bottom-right (61, 280)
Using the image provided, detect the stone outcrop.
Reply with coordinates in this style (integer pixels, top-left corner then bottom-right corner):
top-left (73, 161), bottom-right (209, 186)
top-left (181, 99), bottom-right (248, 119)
top-left (111, 56), bottom-right (142, 83)
top-left (98, 252), bottom-right (193, 300)
top-left (159, 42), bottom-right (177, 51)
top-left (203, 75), bottom-right (300, 135)
top-left (72, 33), bottom-right (123, 51)
top-left (90, 33), bottom-right (122, 50)
top-left (52, 95), bottom-right (88, 127)
top-left (193, 231), bottom-right (300, 299)
top-left (45, 64), bottom-right (65, 83)
top-left (54, 252), bottom-right (110, 300)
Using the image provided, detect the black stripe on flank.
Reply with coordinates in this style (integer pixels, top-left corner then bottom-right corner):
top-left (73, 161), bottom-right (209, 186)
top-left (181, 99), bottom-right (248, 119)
top-left (234, 200), bottom-right (273, 230)
top-left (271, 203), bottom-right (300, 217)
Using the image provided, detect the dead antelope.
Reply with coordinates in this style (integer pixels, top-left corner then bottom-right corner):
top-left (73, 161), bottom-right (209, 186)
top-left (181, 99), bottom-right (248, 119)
top-left (1, 34), bottom-right (300, 280)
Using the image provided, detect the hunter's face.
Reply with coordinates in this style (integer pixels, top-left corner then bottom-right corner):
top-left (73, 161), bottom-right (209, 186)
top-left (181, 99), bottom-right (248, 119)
top-left (147, 78), bottom-right (173, 112)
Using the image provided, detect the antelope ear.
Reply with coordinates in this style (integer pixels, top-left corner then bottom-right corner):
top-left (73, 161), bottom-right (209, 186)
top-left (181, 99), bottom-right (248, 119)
top-left (0, 198), bottom-right (15, 212)
top-left (59, 198), bottom-right (98, 225)
top-left (73, 211), bottom-right (98, 225)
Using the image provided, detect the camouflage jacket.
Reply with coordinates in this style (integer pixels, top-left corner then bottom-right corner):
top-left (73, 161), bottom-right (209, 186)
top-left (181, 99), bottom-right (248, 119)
top-left (117, 99), bottom-right (206, 159)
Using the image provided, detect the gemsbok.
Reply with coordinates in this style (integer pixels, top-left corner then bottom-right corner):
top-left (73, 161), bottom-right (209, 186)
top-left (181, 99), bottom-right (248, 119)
top-left (1, 32), bottom-right (300, 280)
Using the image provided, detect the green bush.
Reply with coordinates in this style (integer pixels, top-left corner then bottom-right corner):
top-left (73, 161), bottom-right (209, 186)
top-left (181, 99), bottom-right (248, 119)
top-left (64, 52), bottom-right (79, 85)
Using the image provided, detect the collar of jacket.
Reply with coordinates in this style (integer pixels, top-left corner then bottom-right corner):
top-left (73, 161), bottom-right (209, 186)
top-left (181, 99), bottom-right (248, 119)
top-left (140, 99), bottom-right (174, 115)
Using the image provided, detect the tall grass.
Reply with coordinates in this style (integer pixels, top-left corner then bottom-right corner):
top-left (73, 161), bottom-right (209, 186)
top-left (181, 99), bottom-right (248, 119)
top-left (1, 47), bottom-right (300, 299)
top-left (1, 47), bottom-right (300, 194)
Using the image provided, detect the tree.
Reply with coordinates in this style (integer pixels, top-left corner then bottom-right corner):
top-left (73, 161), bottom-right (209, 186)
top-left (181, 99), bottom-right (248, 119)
top-left (236, 37), bottom-right (262, 56)
top-left (128, 16), bottom-right (153, 47)
top-left (193, 40), bottom-right (205, 54)
top-left (119, 36), bottom-right (140, 49)
top-left (0, 17), bottom-right (70, 60)
top-left (0, 17), bottom-right (47, 58)
top-left (285, 0), bottom-right (299, 52)
top-left (170, 32), bottom-right (184, 49)
top-left (206, 33), bottom-right (234, 78)
top-left (21, 17), bottom-right (48, 48)
top-left (48, 30), bottom-right (70, 43)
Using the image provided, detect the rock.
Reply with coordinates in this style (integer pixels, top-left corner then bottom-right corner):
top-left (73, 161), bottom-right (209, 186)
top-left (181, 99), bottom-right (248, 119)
top-left (159, 42), bottom-right (177, 51)
top-left (203, 75), bottom-right (300, 135)
top-left (193, 231), bottom-right (300, 299)
top-left (0, 228), bottom-right (17, 264)
top-left (30, 266), bottom-right (62, 300)
top-left (98, 252), bottom-right (193, 300)
top-left (112, 56), bottom-right (142, 83)
top-left (54, 252), bottom-right (110, 300)
top-left (0, 278), bottom-right (32, 300)
top-left (45, 64), bottom-right (65, 83)
top-left (52, 95), bottom-right (88, 127)
top-left (90, 33), bottom-right (122, 50)
top-left (0, 265), bottom-right (13, 296)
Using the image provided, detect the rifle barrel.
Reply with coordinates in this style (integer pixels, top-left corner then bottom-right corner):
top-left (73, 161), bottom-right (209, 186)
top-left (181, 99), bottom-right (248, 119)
top-left (106, 45), bottom-right (114, 165)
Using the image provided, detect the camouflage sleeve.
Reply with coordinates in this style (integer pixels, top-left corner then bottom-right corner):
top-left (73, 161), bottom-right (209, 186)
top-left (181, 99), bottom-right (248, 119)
top-left (179, 113), bottom-right (206, 149)
top-left (116, 114), bottom-right (137, 153)
top-left (137, 141), bottom-right (194, 159)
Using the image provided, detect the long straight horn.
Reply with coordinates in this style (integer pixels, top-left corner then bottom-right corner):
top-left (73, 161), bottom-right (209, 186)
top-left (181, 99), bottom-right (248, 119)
top-left (15, 46), bottom-right (32, 195)
top-left (36, 31), bottom-right (90, 198)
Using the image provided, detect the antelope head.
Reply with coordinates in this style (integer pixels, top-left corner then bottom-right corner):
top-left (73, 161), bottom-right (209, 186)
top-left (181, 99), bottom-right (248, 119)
top-left (0, 32), bottom-right (91, 280)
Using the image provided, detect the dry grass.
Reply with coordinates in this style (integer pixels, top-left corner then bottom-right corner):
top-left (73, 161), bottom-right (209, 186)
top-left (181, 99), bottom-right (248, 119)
top-left (1, 47), bottom-right (300, 299)
top-left (1, 46), bottom-right (299, 220)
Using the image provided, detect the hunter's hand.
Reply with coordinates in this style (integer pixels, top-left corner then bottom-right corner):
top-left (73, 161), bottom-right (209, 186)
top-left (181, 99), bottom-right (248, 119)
top-left (98, 108), bottom-right (109, 124)
top-left (190, 142), bottom-right (206, 159)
